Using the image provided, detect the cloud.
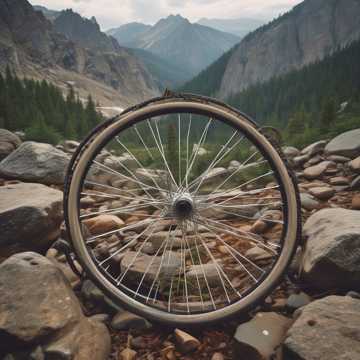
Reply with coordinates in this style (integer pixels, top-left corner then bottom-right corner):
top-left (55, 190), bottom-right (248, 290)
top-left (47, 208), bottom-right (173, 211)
top-left (31, 0), bottom-right (302, 30)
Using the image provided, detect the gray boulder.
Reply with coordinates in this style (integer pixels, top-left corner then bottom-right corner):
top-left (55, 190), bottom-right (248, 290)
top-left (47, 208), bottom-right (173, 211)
top-left (284, 296), bottom-right (360, 360)
top-left (0, 129), bottom-right (21, 160)
top-left (325, 128), bottom-right (360, 158)
top-left (0, 141), bottom-right (69, 185)
top-left (0, 252), bottom-right (111, 360)
top-left (301, 140), bottom-right (327, 156)
top-left (300, 208), bottom-right (360, 290)
top-left (0, 183), bottom-right (63, 257)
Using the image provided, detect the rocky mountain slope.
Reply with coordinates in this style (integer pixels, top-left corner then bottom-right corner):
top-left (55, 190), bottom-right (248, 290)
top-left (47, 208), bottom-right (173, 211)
top-left (0, 0), bottom-right (160, 107)
top-left (107, 22), bottom-right (152, 46)
top-left (0, 126), bottom-right (360, 359)
top-left (197, 17), bottom-right (264, 38)
top-left (109, 15), bottom-right (240, 77)
top-left (182, 0), bottom-right (360, 99)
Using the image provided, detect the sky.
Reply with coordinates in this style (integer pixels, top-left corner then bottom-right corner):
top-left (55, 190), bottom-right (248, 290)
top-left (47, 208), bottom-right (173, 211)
top-left (31, 0), bottom-right (302, 31)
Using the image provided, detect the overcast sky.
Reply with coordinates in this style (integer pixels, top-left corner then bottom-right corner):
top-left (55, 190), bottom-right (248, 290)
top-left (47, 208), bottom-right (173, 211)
top-left (31, 0), bottom-right (302, 30)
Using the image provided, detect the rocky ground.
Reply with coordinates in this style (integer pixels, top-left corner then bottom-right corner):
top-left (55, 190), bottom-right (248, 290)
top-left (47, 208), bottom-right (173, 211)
top-left (0, 127), bottom-right (360, 360)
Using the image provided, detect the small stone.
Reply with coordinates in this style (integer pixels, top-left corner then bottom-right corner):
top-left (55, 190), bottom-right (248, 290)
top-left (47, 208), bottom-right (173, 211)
top-left (119, 348), bottom-right (137, 360)
top-left (286, 292), bottom-right (311, 310)
top-left (329, 176), bottom-right (350, 186)
top-left (303, 161), bottom-right (334, 180)
top-left (349, 156), bottom-right (360, 172)
top-left (293, 154), bottom-right (310, 167)
top-left (174, 328), bottom-right (201, 353)
top-left (308, 186), bottom-right (335, 201)
top-left (351, 194), bottom-right (360, 210)
top-left (282, 146), bottom-right (300, 158)
top-left (161, 345), bottom-right (176, 360)
top-left (83, 214), bottom-right (124, 235)
top-left (327, 155), bottom-right (351, 163)
top-left (351, 175), bottom-right (360, 189)
top-left (301, 140), bottom-right (327, 156)
top-left (91, 313), bottom-right (110, 323)
top-left (233, 312), bottom-right (292, 359)
top-left (245, 246), bottom-right (273, 261)
top-left (250, 219), bottom-right (269, 234)
top-left (300, 193), bottom-right (319, 211)
top-left (111, 311), bottom-right (151, 330)
top-left (346, 291), bottom-right (360, 299)
top-left (211, 353), bottom-right (224, 360)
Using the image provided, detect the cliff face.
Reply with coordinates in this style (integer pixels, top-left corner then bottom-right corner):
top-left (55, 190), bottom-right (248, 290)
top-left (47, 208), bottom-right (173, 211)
top-left (0, 0), bottom-right (160, 107)
top-left (219, 0), bottom-right (360, 98)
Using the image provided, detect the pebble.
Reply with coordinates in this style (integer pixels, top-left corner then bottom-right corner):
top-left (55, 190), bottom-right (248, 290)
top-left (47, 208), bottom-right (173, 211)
top-left (174, 328), bottom-right (201, 353)
top-left (329, 176), bottom-right (350, 186)
top-left (286, 292), bottom-right (311, 311)
top-left (308, 186), bottom-right (335, 201)
top-left (111, 311), bottom-right (151, 331)
top-left (211, 353), bottom-right (224, 360)
top-left (300, 193), bottom-right (319, 211)
top-left (83, 214), bottom-right (124, 235)
top-left (351, 194), bottom-right (360, 210)
top-left (349, 156), bottom-right (360, 172)
top-left (118, 348), bottom-right (137, 360)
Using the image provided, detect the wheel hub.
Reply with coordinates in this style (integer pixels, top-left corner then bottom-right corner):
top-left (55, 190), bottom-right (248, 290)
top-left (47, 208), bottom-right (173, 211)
top-left (173, 193), bottom-right (194, 219)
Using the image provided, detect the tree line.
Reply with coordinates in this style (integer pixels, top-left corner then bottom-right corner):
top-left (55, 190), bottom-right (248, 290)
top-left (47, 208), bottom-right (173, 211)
top-left (0, 67), bottom-right (103, 144)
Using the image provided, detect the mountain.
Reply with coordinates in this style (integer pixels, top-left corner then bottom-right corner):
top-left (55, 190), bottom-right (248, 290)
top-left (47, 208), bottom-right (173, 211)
top-left (0, 0), bottom-right (160, 107)
top-left (197, 17), bottom-right (264, 38)
top-left (182, 0), bottom-right (360, 99)
top-left (110, 15), bottom-right (240, 77)
top-left (54, 9), bottom-right (120, 53)
top-left (33, 5), bottom-right (60, 21)
top-left (107, 22), bottom-right (152, 46)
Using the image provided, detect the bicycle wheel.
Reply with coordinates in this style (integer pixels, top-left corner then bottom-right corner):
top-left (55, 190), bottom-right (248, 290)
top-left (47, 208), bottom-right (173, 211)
top-left (65, 95), bottom-right (301, 326)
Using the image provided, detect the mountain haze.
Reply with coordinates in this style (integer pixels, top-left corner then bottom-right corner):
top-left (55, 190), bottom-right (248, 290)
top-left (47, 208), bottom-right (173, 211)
top-left (109, 15), bottom-right (240, 77)
top-left (197, 17), bottom-right (264, 38)
top-left (107, 22), bottom-right (152, 46)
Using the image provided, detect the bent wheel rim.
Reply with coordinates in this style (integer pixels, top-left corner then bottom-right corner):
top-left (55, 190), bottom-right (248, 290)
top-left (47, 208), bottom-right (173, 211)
top-left (67, 101), bottom-right (299, 325)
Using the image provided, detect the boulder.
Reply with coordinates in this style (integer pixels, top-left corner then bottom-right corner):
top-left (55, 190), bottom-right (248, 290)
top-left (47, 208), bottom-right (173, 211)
top-left (233, 312), bottom-right (292, 359)
top-left (0, 183), bottom-right (63, 256)
top-left (0, 252), bottom-right (111, 360)
top-left (300, 208), bottom-right (360, 290)
top-left (325, 128), bottom-right (360, 158)
top-left (0, 129), bottom-right (21, 160)
top-left (0, 141), bottom-right (69, 185)
top-left (303, 161), bottom-right (334, 180)
top-left (284, 296), bottom-right (360, 360)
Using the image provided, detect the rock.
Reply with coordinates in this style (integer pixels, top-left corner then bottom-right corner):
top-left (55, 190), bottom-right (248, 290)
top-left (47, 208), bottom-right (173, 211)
top-left (327, 154), bottom-right (351, 163)
top-left (0, 183), bottom-right (63, 256)
top-left (284, 296), bottom-right (360, 360)
top-left (202, 167), bottom-right (228, 186)
top-left (286, 292), bottom-right (311, 310)
top-left (301, 140), bottom-right (327, 156)
top-left (301, 208), bottom-right (360, 290)
top-left (351, 175), bottom-right (360, 189)
top-left (174, 329), bottom-right (201, 353)
top-left (325, 128), bottom-right (360, 158)
top-left (346, 291), bottom-right (360, 299)
top-left (303, 161), bottom-right (334, 180)
top-left (44, 316), bottom-right (111, 360)
top-left (329, 176), bottom-right (350, 186)
top-left (233, 312), bottom-right (292, 360)
top-left (211, 353), bottom-right (224, 360)
top-left (120, 251), bottom-right (181, 285)
top-left (300, 193), bottom-right (319, 211)
top-left (306, 154), bottom-right (322, 166)
top-left (83, 214), bottom-right (125, 235)
top-left (187, 263), bottom-right (223, 287)
top-left (349, 156), bottom-right (360, 172)
top-left (308, 186), bottom-right (335, 200)
top-left (228, 160), bottom-right (241, 169)
top-left (0, 142), bottom-right (69, 185)
top-left (63, 140), bottom-right (80, 153)
top-left (193, 143), bottom-right (208, 156)
top-left (111, 311), bottom-right (150, 330)
top-left (0, 252), bottom-right (109, 359)
top-left (351, 194), bottom-right (360, 210)
top-left (282, 146), bottom-right (300, 158)
top-left (119, 348), bottom-right (137, 360)
top-left (245, 246), bottom-right (273, 261)
top-left (0, 129), bottom-right (21, 160)
top-left (293, 154), bottom-right (310, 167)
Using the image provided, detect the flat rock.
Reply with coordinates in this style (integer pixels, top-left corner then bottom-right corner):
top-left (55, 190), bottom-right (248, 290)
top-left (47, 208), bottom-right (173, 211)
top-left (300, 193), bottom-right (319, 211)
top-left (351, 175), bottom-right (360, 189)
top-left (301, 208), bottom-right (360, 290)
top-left (120, 251), bottom-right (181, 285)
top-left (327, 154), bottom-right (351, 163)
top-left (0, 129), bottom-right (21, 160)
top-left (329, 176), bottom-right (350, 186)
top-left (308, 186), bottom-right (335, 200)
top-left (301, 140), bottom-right (327, 156)
top-left (352, 194), bottom-right (360, 210)
top-left (111, 311), bottom-right (150, 330)
top-left (325, 128), bottom-right (360, 158)
top-left (284, 296), bottom-right (360, 360)
top-left (282, 146), bottom-right (300, 158)
top-left (233, 312), bottom-right (292, 359)
top-left (303, 161), bottom-right (334, 180)
top-left (286, 292), bottom-right (311, 311)
top-left (0, 141), bottom-right (69, 185)
top-left (187, 263), bottom-right (223, 287)
top-left (349, 156), bottom-right (360, 172)
top-left (0, 183), bottom-right (63, 256)
top-left (175, 328), bottom-right (201, 353)
top-left (83, 214), bottom-right (125, 235)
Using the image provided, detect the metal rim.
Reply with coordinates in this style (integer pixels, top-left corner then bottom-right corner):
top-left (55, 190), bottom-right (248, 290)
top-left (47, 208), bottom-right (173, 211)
top-left (66, 101), bottom-right (299, 325)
